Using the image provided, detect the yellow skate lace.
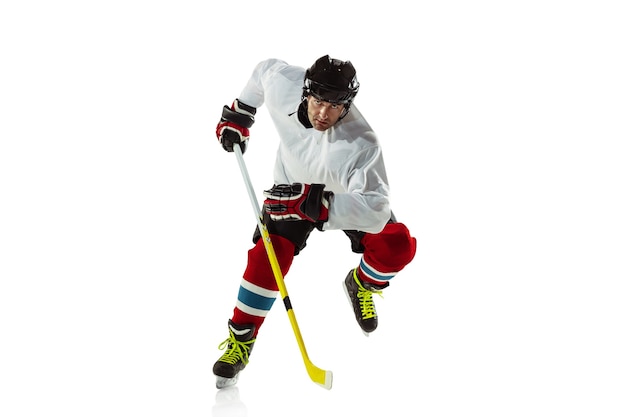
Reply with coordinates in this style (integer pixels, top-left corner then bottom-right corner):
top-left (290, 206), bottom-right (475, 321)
top-left (217, 332), bottom-right (255, 365)
top-left (353, 269), bottom-right (384, 319)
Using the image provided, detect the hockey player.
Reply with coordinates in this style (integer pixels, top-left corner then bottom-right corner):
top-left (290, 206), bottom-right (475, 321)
top-left (213, 55), bottom-right (417, 388)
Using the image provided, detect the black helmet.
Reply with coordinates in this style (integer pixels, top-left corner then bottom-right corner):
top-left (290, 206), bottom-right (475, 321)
top-left (303, 55), bottom-right (359, 105)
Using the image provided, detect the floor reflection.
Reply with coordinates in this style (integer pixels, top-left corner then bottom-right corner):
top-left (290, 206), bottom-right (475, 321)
top-left (212, 386), bottom-right (248, 417)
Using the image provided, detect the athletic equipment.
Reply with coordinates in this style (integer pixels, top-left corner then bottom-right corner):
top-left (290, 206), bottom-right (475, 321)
top-left (232, 143), bottom-right (333, 389)
top-left (263, 183), bottom-right (332, 223)
top-left (343, 269), bottom-right (388, 335)
top-left (213, 320), bottom-right (256, 389)
top-left (303, 55), bottom-right (359, 106)
top-left (216, 99), bottom-right (256, 153)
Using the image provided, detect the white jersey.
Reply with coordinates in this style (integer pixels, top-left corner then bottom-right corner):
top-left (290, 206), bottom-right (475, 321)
top-left (238, 59), bottom-right (391, 234)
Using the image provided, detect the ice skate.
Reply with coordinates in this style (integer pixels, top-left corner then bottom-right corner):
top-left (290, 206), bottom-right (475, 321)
top-left (213, 320), bottom-right (256, 389)
top-left (343, 269), bottom-right (387, 336)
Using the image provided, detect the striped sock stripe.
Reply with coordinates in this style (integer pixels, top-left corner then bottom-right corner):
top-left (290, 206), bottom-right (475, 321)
top-left (240, 279), bottom-right (279, 298)
top-left (359, 258), bottom-right (396, 285)
top-left (235, 279), bottom-right (279, 318)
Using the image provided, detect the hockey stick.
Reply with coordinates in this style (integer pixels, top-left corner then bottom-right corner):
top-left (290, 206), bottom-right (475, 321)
top-left (233, 143), bottom-right (333, 390)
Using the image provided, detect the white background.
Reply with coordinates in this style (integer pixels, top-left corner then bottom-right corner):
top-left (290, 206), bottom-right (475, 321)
top-left (1, 1), bottom-right (625, 416)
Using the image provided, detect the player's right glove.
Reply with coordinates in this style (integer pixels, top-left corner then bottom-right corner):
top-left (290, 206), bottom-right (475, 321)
top-left (216, 99), bottom-right (256, 153)
top-left (263, 183), bottom-right (333, 224)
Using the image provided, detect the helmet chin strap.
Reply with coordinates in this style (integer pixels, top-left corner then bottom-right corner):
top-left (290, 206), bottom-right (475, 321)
top-left (338, 104), bottom-right (351, 120)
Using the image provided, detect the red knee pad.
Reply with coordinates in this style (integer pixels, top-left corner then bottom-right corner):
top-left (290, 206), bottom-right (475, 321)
top-left (361, 222), bottom-right (416, 272)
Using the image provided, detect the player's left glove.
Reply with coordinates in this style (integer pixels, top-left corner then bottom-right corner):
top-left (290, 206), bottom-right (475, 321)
top-left (263, 183), bottom-right (333, 223)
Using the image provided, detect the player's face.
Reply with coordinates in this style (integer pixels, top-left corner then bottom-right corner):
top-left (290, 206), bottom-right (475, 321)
top-left (307, 96), bottom-right (345, 131)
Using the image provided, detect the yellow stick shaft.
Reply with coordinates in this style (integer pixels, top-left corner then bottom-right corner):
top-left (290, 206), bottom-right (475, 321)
top-left (233, 144), bottom-right (332, 389)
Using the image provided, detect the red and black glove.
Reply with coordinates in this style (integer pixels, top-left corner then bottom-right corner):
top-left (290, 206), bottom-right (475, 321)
top-left (263, 183), bottom-right (333, 223)
top-left (216, 99), bottom-right (256, 153)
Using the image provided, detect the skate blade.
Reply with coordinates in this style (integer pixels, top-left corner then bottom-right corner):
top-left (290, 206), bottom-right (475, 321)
top-left (216, 375), bottom-right (239, 389)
